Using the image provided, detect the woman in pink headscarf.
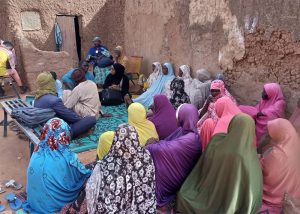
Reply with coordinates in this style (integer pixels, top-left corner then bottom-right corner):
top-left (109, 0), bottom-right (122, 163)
top-left (259, 118), bottom-right (300, 213)
top-left (197, 80), bottom-right (236, 133)
top-left (239, 83), bottom-right (286, 144)
top-left (200, 96), bottom-right (241, 151)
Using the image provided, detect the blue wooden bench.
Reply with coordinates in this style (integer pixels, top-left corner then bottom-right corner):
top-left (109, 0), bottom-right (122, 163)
top-left (0, 99), bottom-right (41, 155)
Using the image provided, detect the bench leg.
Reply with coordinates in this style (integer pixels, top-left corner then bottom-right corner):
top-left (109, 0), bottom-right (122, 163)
top-left (29, 141), bottom-right (35, 157)
top-left (11, 81), bottom-right (21, 99)
top-left (3, 109), bottom-right (7, 137)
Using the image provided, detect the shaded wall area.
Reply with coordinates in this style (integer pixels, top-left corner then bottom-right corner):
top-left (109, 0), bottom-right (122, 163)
top-left (0, 0), bottom-right (9, 40)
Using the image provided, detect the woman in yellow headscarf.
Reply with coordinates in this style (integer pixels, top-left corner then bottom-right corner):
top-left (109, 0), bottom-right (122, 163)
top-left (96, 103), bottom-right (158, 160)
top-left (128, 103), bottom-right (159, 146)
top-left (97, 131), bottom-right (115, 160)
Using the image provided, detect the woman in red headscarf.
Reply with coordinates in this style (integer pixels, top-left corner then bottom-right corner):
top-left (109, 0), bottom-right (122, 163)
top-left (197, 80), bottom-right (236, 137)
top-left (200, 96), bottom-right (241, 151)
top-left (239, 83), bottom-right (286, 145)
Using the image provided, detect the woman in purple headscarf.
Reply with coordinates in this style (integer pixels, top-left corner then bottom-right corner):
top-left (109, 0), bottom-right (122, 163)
top-left (147, 103), bottom-right (202, 210)
top-left (148, 94), bottom-right (178, 140)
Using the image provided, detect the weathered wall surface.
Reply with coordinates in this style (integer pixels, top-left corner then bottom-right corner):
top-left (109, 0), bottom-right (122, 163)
top-left (20, 38), bottom-right (72, 90)
top-left (124, 0), bottom-right (300, 113)
top-left (4, 0), bottom-right (125, 88)
top-left (0, 0), bottom-right (9, 40)
top-left (2, 0), bottom-right (299, 112)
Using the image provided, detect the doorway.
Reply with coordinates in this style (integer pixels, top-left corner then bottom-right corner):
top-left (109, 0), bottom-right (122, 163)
top-left (56, 15), bottom-right (82, 67)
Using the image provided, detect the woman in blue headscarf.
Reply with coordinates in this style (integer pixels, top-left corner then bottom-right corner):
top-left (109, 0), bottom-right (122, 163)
top-left (24, 118), bottom-right (91, 214)
top-left (133, 62), bottom-right (175, 108)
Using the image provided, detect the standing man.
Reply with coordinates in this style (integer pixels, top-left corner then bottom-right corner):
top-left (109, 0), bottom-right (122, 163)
top-left (0, 41), bottom-right (27, 96)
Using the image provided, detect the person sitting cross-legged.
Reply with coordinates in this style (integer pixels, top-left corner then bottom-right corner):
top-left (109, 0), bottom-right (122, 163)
top-left (34, 71), bottom-right (96, 138)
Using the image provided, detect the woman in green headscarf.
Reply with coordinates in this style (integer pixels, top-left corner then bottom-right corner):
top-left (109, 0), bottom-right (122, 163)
top-left (35, 71), bottom-right (57, 99)
top-left (176, 113), bottom-right (263, 214)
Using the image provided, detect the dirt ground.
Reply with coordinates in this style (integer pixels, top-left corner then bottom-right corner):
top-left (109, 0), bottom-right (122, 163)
top-left (0, 82), bottom-right (140, 213)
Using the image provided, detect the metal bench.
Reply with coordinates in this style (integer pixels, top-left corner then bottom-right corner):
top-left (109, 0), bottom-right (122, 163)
top-left (1, 99), bottom-right (41, 155)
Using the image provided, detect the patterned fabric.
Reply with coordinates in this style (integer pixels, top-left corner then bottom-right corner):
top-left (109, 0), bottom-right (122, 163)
top-left (94, 66), bottom-right (112, 85)
top-left (24, 118), bottom-right (91, 214)
top-left (70, 104), bottom-right (128, 153)
top-left (170, 78), bottom-right (191, 109)
top-left (86, 124), bottom-right (156, 213)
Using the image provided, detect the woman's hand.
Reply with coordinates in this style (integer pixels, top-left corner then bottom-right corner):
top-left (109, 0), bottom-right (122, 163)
top-left (145, 138), bottom-right (158, 146)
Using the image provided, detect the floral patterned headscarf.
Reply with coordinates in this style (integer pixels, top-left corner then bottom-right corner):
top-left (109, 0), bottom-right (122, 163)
top-left (86, 123), bottom-right (156, 214)
top-left (38, 117), bottom-right (71, 151)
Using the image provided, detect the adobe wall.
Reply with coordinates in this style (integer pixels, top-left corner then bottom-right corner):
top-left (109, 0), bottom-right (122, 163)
top-left (4, 0), bottom-right (125, 88)
top-left (124, 0), bottom-right (300, 113)
top-left (0, 0), bottom-right (9, 40)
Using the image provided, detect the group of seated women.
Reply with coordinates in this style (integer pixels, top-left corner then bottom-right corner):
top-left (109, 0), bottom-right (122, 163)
top-left (24, 41), bottom-right (300, 213)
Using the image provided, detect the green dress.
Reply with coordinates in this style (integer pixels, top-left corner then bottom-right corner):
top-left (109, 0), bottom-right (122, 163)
top-left (176, 114), bottom-right (263, 214)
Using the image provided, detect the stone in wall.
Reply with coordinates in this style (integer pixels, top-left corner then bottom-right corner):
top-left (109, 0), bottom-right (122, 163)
top-left (19, 38), bottom-right (73, 90)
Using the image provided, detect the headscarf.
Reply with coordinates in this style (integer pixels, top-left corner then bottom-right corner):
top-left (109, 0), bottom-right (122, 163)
top-left (260, 118), bottom-right (300, 213)
top-left (164, 62), bottom-right (176, 99)
top-left (148, 94), bottom-right (178, 139)
top-left (200, 96), bottom-right (241, 151)
top-left (93, 36), bottom-right (101, 42)
top-left (25, 118), bottom-right (91, 213)
top-left (147, 104), bottom-right (202, 207)
top-left (180, 65), bottom-right (192, 80)
top-left (103, 63), bottom-right (125, 86)
top-left (128, 103), bottom-right (159, 146)
top-left (215, 72), bottom-right (224, 81)
top-left (240, 83), bottom-right (286, 143)
top-left (177, 114), bottom-right (263, 214)
top-left (114, 46), bottom-right (129, 70)
top-left (147, 62), bottom-right (162, 87)
top-left (71, 69), bottom-right (86, 86)
top-left (197, 80), bottom-right (236, 130)
top-left (213, 96), bottom-right (241, 135)
top-left (133, 62), bottom-right (175, 108)
top-left (86, 124), bottom-right (156, 214)
top-left (191, 69), bottom-right (212, 108)
top-left (170, 78), bottom-right (191, 109)
top-left (96, 131), bottom-right (115, 160)
top-left (196, 69), bottom-right (211, 82)
top-left (35, 71), bottom-right (57, 99)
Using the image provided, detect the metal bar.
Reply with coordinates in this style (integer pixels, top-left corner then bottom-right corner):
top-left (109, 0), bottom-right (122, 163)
top-left (3, 108), bottom-right (7, 137)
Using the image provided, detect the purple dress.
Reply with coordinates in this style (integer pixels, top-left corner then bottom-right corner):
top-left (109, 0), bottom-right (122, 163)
top-left (147, 104), bottom-right (202, 207)
top-left (148, 94), bottom-right (178, 139)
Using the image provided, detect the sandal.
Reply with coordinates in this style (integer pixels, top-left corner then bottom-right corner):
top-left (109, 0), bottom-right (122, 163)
top-left (4, 179), bottom-right (23, 190)
top-left (0, 201), bottom-right (5, 212)
top-left (6, 192), bottom-right (22, 210)
top-left (0, 187), bottom-right (5, 194)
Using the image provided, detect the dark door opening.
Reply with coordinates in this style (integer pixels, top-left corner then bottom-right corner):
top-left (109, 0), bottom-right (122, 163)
top-left (56, 15), bottom-right (82, 66)
top-left (74, 16), bottom-right (81, 61)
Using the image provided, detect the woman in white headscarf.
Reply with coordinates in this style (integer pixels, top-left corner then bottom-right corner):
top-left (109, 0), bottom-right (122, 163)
top-left (191, 69), bottom-right (212, 109)
top-left (147, 62), bottom-right (162, 88)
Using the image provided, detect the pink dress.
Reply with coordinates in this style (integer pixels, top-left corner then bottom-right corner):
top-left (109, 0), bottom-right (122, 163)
top-left (260, 118), bottom-right (300, 213)
top-left (239, 83), bottom-right (285, 144)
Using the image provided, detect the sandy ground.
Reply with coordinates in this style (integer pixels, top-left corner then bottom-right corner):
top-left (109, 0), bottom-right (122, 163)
top-left (0, 82), bottom-right (140, 213)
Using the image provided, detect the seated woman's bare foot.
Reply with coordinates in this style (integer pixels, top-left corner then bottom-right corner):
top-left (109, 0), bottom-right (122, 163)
top-left (124, 94), bottom-right (133, 107)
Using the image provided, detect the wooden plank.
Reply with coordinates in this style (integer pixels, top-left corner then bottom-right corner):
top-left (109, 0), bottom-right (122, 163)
top-left (56, 16), bottom-right (78, 67)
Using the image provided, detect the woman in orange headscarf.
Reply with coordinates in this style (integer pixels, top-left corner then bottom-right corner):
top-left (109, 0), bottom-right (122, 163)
top-left (200, 96), bottom-right (241, 151)
top-left (260, 118), bottom-right (300, 213)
